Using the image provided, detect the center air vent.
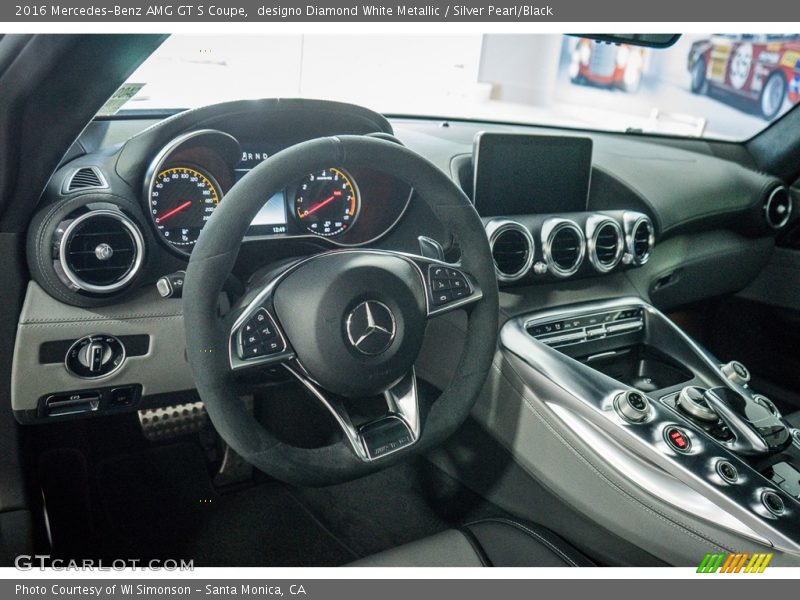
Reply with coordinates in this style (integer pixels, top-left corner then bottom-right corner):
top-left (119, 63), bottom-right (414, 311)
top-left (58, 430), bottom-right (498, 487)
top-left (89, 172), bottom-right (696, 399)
top-left (764, 186), bottom-right (793, 230)
top-left (63, 167), bottom-right (108, 193)
top-left (624, 213), bottom-right (655, 266)
top-left (543, 218), bottom-right (586, 278)
top-left (487, 221), bottom-right (534, 282)
top-left (57, 209), bottom-right (144, 294)
top-left (586, 216), bottom-right (623, 273)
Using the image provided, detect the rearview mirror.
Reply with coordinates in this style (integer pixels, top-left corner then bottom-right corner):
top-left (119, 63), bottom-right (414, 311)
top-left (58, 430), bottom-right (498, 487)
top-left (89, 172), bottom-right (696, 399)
top-left (571, 34), bottom-right (681, 48)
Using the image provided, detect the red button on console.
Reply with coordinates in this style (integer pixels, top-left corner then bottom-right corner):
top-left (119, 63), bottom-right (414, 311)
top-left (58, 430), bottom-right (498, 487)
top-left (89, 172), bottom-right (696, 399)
top-left (665, 427), bottom-right (691, 453)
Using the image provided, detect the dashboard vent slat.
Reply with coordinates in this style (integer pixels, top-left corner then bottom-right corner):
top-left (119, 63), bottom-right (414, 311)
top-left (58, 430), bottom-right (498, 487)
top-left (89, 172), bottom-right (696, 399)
top-left (64, 167), bottom-right (107, 193)
top-left (587, 217), bottom-right (623, 273)
top-left (633, 221), bottom-right (652, 259)
top-left (544, 219), bottom-right (585, 278)
top-left (624, 213), bottom-right (655, 266)
top-left (764, 186), bottom-right (793, 230)
top-left (488, 222), bottom-right (534, 282)
top-left (58, 210), bottom-right (144, 295)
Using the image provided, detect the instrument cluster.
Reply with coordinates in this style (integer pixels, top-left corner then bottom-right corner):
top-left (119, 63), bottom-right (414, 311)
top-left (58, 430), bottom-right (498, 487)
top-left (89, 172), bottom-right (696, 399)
top-left (145, 129), bottom-right (412, 257)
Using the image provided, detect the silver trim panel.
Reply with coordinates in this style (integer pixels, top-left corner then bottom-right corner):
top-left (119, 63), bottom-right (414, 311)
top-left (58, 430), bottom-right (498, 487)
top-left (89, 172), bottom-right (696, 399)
top-left (502, 296), bottom-right (800, 554)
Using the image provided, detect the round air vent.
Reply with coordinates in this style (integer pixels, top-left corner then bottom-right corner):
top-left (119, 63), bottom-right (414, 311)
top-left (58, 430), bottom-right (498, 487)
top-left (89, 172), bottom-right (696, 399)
top-left (624, 213), bottom-right (655, 266)
top-left (56, 209), bottom-right (144, 294)
top-left (764, 186), bottom-right (792, 230)
top-left (586, 216), bottom-right (623, 273)
top-left (543, 219), bottom-right (586, 278)
top-left (487, 221), bottom-right (534, 282)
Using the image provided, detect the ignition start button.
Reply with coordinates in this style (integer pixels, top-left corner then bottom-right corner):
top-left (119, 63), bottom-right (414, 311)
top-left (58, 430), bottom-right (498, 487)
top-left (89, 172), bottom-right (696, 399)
top-left (664, 426), bottom-right (691, 453)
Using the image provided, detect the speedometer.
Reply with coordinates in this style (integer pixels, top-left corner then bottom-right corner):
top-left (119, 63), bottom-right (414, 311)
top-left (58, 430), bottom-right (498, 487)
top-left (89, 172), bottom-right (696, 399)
top-left (149, 166), bottom-right (221, 252)
top-left (293, 168), bottom-right (359, 237)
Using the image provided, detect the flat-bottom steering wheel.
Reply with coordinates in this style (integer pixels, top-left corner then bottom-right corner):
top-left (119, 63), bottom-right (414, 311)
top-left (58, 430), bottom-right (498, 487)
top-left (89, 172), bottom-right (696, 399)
top-left (183, 136), bottom-right (498, 486)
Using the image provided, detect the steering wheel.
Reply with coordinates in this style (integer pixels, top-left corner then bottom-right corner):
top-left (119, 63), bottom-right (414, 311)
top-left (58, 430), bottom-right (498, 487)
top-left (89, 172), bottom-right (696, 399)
top-left (183, 136), bottom-right (498, 486)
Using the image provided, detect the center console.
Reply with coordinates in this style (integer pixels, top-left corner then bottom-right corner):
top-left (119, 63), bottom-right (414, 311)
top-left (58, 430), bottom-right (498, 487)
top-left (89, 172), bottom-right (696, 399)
top-left (502, 297), bottom-right (800, 554)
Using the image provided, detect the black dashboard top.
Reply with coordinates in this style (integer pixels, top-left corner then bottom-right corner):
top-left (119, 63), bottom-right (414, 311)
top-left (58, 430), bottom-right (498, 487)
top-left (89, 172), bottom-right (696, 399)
top-left (26, 99), bottom-right (793, 308)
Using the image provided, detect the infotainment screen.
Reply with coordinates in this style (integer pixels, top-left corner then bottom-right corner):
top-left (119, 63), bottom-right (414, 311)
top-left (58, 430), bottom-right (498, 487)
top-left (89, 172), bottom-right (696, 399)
top-left (472, 133), bottom-right (593, 216)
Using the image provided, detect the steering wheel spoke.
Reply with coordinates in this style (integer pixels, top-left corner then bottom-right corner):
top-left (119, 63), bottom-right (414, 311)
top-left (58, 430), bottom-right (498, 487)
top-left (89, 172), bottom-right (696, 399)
top-left (284, 361), bottom-right (420, 462)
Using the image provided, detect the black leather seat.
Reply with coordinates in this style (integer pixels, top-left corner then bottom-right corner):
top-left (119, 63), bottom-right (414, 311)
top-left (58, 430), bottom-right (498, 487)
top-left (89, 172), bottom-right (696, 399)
top-left (350, 518), bottom-right (594, 567)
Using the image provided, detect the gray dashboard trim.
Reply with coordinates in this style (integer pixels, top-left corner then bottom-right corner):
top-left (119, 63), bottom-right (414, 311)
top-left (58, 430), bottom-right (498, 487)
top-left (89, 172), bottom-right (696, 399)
top-left (12, 281), bottom-right (194, 413)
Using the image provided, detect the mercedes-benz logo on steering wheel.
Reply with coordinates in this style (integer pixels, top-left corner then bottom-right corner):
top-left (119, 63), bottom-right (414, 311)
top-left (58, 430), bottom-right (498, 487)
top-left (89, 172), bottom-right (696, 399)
top-left (345, 301), bottom-right (397, 356)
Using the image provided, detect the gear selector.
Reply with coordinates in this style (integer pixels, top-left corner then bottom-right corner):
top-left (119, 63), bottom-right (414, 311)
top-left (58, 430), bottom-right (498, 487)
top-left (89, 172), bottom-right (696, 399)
top-left (703, 387), bottom-right (792, 455)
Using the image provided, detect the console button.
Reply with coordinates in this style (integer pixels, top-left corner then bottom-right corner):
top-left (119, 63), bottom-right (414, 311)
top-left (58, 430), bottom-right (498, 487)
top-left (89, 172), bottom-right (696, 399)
top-left (721, 360), bottom-right (750, 386)
top-left (665, 426), bottom-right (691, 453)
top-left (762, 491), bottom-right (785, 516)
top-left (586, 325), bottom-right (606, 339)
top-left (716, 460), bottom-right (739, 484)
top-left (615, 391), bottom-right (650, 423)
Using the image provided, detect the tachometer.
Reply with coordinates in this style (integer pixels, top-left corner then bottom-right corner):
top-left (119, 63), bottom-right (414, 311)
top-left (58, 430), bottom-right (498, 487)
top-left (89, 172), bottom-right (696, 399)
top-left (149, 166), bottom-right (221, 252)
top-left (293, 168), bottom-right (359, 237)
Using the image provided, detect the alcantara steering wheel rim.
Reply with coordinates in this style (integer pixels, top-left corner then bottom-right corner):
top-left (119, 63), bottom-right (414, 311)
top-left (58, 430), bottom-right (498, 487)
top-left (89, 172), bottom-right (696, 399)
top-left (183, 135), bottom-right (498, 486)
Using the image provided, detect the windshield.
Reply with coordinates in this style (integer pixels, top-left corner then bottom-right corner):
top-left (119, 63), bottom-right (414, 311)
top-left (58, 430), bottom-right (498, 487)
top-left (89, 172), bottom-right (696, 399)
top-left (107, 33), bottom-right (800, 140)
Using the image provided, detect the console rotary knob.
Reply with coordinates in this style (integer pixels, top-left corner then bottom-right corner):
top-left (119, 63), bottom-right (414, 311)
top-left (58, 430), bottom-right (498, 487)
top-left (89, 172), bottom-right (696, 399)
top-left (721, 360), bottom-right (750, 386)
top-left (614, 390), bottom-right (650, 423)
top-left (677, 385), bottom-right (717, 422)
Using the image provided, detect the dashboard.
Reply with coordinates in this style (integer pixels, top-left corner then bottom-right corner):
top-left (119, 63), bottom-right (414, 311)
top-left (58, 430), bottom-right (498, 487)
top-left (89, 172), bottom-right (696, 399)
top-left (13, 97), bottom-right (797, 425)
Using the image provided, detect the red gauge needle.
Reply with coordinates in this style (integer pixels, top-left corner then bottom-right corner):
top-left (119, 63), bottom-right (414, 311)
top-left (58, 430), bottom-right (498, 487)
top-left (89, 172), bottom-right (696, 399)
top-left (300, 191), bottom-right (341, 219)
top-left (156, 200), bottom-right (192, 224)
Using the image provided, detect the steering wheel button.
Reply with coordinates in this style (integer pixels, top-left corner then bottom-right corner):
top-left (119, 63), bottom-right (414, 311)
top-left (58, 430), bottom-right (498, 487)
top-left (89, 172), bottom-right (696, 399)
top-left (431, 266), bottom-right (447, 278)
top-left (263, 339), bottom-right (283, 354)
top-left (242, 345), bottom-right (264, 358)
top-left (259, 323), bottom-right (276, 339)
top-left (243, 333), bottom-right (261, 348)
top-left (432, 279), bottom-right (450, 291)
top-left (452, 287), bottom-right (468, 300)
top-left (450, 278), bottom-right (466, 289)
top-left (432, 290), bottom-right (452, 306)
